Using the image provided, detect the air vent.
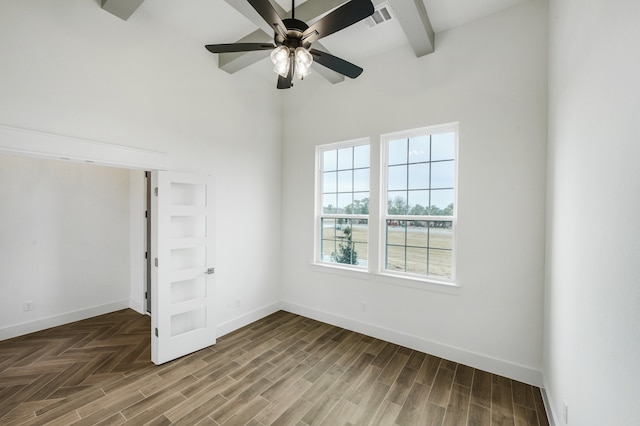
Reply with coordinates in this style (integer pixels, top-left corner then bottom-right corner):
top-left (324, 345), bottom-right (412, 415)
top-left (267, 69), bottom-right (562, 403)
top-left (364, 2), bottom-right (394, 28)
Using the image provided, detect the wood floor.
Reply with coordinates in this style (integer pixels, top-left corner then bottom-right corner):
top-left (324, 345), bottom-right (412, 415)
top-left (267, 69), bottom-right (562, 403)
top-left (0, 309), bottom-right (549, 425)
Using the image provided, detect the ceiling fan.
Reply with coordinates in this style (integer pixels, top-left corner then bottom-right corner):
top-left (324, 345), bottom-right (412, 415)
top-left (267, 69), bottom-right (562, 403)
top-left (205, 0), bottom-right (375, 89)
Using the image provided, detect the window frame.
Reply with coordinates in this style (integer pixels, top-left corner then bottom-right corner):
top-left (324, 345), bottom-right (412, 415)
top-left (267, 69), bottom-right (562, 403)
top-left (314, 137), bottom-right (371, 269)
top-left (313, 123), bottom-right (459, 289)
top-left (379, 123), bottom-right (458, 284)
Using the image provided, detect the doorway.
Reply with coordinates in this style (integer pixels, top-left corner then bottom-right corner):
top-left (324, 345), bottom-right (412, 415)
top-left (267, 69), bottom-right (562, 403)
top-left (0, 124), bottom-right (167, 340)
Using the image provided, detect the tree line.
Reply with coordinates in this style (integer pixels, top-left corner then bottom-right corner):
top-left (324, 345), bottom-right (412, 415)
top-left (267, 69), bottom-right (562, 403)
top-left (326, 196), bottom-right (454, 216)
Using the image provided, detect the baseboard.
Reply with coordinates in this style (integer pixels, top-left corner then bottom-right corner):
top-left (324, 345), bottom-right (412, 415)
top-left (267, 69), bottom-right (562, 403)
top-left (216, 301), bottom-right (283, 338)
top-left (0, 299), bottom-right (130, 341)
top-left (128, 298), bottom-right (145, 315)
top-left (541, 376), bottom-right (558, 426)
top-left (280, 301), bottom-right (543, 387)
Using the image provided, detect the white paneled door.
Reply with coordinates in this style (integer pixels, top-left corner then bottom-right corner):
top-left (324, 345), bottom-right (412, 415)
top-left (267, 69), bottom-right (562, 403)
top-left (150, 171), bottom-right (215, 364)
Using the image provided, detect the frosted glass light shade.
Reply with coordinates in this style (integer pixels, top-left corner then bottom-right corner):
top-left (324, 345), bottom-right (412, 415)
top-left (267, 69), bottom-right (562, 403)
top-left (270, 46), bottom-right (291, 77)
top-left (294, 47), bottom-right (313, 79)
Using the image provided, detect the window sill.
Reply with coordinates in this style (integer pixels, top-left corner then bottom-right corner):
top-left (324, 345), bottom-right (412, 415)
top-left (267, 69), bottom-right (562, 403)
top-left (373, 272), bottom-right (460, 295)
top-left (310, 263), bottom-right (371, 280)
top-left (310, 263), bottom-right (461, 295)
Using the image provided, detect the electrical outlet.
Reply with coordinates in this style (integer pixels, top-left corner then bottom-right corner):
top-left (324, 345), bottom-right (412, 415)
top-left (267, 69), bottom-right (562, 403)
top-left (360, 302), bottom-right (367, 312)
top-left (23, 300), bottom-right (33, 311)
top-left (563, 400), bottom-right (568, 424)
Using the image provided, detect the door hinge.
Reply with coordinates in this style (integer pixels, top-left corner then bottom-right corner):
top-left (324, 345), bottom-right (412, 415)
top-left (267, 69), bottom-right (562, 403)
top-left (155, 328), bottom-right (158, 337)
top-left (145, 251), bottom-right (148, 259)
top-left (145, 291), bottom-right (148, 300)
top-left (154, 187), bottom-right (158, 196)
top-left (145, 171), bottom-right (149, 178)
top-left (154, 258), bottom-right (158, 267)
top-left (145, 210), bottom-right (148, 218)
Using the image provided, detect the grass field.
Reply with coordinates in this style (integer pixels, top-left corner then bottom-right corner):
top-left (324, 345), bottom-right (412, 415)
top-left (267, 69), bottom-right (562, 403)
top-left (322, 221), bottom-right (452, 278)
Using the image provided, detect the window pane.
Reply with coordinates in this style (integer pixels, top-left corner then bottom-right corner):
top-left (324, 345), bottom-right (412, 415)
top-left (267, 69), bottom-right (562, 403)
top-left (353, 169), bottom-right (369, 192)
top-left (386, 220), bottom-right (406, 245)
top-left (323, 171), bottom-right (336, 193)
top-left (386, 245), bottom-right (406, 272)
top-left (323, 193), bottom-right (337, 214)
top-left (431, 132), bottom-right (455, 161)
top-left (321, 219), bottom-right (368, 266)
top-left (406, 222), bottom-right (428, 247)
top-left (353, 144), bottom-right (370, 168)
top-left (408, 163), bottom-right (429, 190)
top-left (387, 192), bottom-right (408, 214)
top-left (386, 219), bottom-right (410, 273)
top-left (388, 139), bottom-right (407, 165)
top-left (350, 221), bottom-right (368, 263)
top-left (352, 193), bottom-right (370, 214)
top-left (337, 170), bottom-right (353, 192)
top-left (323, 150), bottom-right (337, 171)
top-left (337, 147), bottom-right (353, 170)
top-left (428, 222), bottom-right (452, 249)
top-left (386, 218), bottom-right (452, 278)
top-left (322, 241), bottom-right (335, 262)
top-left (430, 190), bottom-right (454, 215)
top-left (409, 135), bottom-right (430, 163)
top-left (322, 218), bottom-right (336, 239)
top-left (407, 190), bottom-right (429, 215)
top-left (321, 218), bottom-right (337, 263)
top-left (388, 165), bottom-right (407, 191)
top-left (428, 249), bottom-right (452, 278)
top-left (334, 223), bottom-right (358, 264)
top-left (406, 247), bottom-right (428, 275)
top-left (431, 160), bottom-right (455, 189)
top-left (337, 193), bottom-right (353, 211)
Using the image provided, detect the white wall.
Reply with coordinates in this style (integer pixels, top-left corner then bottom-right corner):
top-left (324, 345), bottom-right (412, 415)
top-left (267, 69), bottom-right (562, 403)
top-left (0, 155), bottom-right (131, 338)
top-left (0, 0), bottom-right (283, 335)
top-left (280, 1), bottom-right (548, 384)
top-left (545, 0), bottom-right (640, 424)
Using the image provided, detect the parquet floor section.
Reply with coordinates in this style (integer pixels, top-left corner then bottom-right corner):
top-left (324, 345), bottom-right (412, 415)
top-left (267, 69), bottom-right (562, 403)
top-left (0, 309), bottom-right (549, 425)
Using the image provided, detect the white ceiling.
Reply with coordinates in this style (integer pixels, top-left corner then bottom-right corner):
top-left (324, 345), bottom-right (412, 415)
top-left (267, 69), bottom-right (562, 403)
top-left (136, 0), bottom-right (529, 67)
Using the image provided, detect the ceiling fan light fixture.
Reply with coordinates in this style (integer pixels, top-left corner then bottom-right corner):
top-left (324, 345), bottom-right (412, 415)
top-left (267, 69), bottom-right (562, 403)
top-left (270, 45), bottom-right (291, 77)
top-left (294, 47), bottom-right (313, 79)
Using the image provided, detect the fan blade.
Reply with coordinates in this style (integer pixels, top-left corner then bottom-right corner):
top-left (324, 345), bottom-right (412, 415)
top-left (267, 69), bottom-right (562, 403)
top-left (248, 0), bottom-right (287, 39)
top-left (310, 49), bottom-right (363, 79)
top-left (205, 43), bottom-right (274, 54)
top-left (302, 0), bottom-right (374, 44)
top-left (277, 68), bottom-right (293, 89)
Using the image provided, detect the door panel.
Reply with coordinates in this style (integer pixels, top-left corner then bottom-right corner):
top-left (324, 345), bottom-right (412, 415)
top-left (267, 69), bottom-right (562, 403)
top-left (151, 171), bottom-right (215, 364)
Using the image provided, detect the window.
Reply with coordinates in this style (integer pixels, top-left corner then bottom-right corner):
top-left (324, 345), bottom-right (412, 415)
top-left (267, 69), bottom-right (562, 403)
top-left (315, 124), bottom-right (457, 284)
top-left (382, 126), bottom-right (457, 280)
top-left (316, 139), bottom-right (370, 267)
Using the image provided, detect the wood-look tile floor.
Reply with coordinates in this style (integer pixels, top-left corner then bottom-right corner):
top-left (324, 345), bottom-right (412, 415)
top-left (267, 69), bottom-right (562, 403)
top-left (0, 309), bottom-right (549, 425)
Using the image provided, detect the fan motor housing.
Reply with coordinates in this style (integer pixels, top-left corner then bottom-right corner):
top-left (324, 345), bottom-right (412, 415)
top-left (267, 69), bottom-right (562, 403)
top-left (275, 18), bottom-right (311, 49)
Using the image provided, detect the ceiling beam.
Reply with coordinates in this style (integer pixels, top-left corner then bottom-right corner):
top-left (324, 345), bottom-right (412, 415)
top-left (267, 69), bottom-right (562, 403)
top-left (218, 30), bottom-right (273, 74)
top-left (101, 0), bottom-right (145, 21)
top-left (294, 0), bottom-right (348, 23)
top-left (388, 0), bottom-right (434, 57)
top-left (223, 0), bottom-right (287, 34)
